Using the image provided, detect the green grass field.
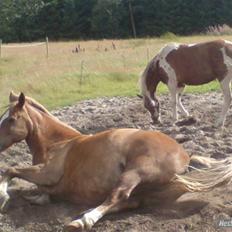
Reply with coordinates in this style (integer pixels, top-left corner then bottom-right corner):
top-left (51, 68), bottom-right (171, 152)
top-left (0, 34), bottom-right (228, 110)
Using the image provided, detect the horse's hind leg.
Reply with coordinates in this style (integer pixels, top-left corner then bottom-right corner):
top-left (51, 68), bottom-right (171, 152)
top-left (142, 181), bottom-right (189, 207)
top-left (177, 86), bottom-right (189, 117)
top-left (66, 170), bottom-right (142, 231)
top-left (218, 74), bottom-right (232, 126)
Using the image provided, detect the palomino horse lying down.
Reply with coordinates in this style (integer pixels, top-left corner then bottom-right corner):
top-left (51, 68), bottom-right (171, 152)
top-left (0, 92), bottom-right (232, 231)
top-left (140, 39), bottom-right (232, 126)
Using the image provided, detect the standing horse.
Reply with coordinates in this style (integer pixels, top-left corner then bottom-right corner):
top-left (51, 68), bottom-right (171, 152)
top-left (0, 92), bottom-right (232, 231)
top-left (140, 39), bottom-right (232, 126)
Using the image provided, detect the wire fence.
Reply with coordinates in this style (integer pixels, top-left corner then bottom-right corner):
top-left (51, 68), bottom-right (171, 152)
top-left (1, 42), bottom-right (45, 48)
top-left (0, 37), bottom-right (49, 58)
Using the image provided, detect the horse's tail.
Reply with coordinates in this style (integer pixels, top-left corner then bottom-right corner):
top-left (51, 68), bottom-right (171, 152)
top-left (173, 157), bottom-right (232, 192)
top-left (189, 155), bottom-right (221, 168)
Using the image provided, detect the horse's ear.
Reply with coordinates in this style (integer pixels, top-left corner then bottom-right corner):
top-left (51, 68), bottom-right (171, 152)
top-left (9, 91), bottom-right (19, 102)
top-left (17, 92), bottom-right (25, 108)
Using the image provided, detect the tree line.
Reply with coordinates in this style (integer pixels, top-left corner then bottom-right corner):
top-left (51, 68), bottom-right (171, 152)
top-left (1, 0), bottom-right (232, 42)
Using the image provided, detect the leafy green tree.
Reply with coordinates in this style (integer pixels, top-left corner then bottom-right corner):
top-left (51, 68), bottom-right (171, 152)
top-left (1, 0), bottom-right (232, 42)
top-left (91, 0), bottom-right (128, 38)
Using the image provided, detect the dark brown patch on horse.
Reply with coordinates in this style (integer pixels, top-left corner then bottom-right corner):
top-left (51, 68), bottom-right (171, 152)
top-left (166, 40), bottom-right (228, 85)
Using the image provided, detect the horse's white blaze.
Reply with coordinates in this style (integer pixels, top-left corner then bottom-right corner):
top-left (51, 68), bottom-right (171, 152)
top-left (158, 43), bottom-right (180, 120)
top-left (0, 110), bottom-right (9, 127)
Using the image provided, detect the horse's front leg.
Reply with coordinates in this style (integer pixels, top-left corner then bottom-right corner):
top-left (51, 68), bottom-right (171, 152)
top-left (3, 164), bottom-right (49, 184)
top-left (0, 163), bottom-right (62, 210)
top-left (0, 175), bottom-right (10, 211)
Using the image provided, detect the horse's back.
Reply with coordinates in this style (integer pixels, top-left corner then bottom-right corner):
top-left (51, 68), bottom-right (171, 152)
top-left (124, 130), bottom-right (190, 175)
top-left (159, 39), bottom-right (229, 85)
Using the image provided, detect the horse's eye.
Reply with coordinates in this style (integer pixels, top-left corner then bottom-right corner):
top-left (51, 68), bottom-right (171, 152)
top-left (8, 117), bottom-right (16, 123)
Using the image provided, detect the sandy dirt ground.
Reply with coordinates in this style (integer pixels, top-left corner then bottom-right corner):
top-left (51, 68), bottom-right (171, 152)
top-left (1, 92), bottom-right (232, 232)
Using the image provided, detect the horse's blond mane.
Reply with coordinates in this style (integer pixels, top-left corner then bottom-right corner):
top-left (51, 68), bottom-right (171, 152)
top-left (9, 92), bottom-right (53, 116)
top-left (7, 93), bottom-right (78, 134)
top-left (24, 96), bottom-right (78, 133)
top-left (25, 96), bottom-right (52, 116)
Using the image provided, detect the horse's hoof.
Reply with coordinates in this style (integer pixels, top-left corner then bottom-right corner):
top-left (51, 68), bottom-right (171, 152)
top-left (214, 120), bottom-right (224, 128)
top-left (175, 117), bottom-right (197, 126)
top-left (65, 220), bottom-right (84, 232)
top-left (23, 193), bottom-right (50, 205)
top-left (152, 118), bottom-right (162, 125)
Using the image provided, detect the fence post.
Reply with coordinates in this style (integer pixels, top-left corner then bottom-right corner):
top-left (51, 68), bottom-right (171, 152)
top-left (46, 37), bottom-right (49, 58)
top-left (128, 0), bottom-right (137, 38)
top-left (0, 39), bottom-right (2, 58)
top-left (146, 47), bottom-right (150, 62)
top-left (80, 60), bottom-right (84, 85)
top-left (122, 54), bottom-right (126, 69)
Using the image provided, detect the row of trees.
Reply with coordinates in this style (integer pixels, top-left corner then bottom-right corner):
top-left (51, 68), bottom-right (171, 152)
top-left (1, 0), bottom-right (232, 42)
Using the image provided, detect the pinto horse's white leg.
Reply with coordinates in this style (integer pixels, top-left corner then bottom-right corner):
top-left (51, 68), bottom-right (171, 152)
top-left (217, 75), bottom-right (232, 126)
top-left (66, 170), bottom-right (141, 231)
top-left (168, 85), bottom-right (178, 122)
top-left (0, 176), bottom-right (10, 211)
top-left (177, 87), bottom-right (189, 117)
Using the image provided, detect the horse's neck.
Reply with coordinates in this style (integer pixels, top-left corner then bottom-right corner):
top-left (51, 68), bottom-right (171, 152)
top-left (143, 59), bottom-right (161, 98)
top-left (25, 108), bottom-right (81, 164)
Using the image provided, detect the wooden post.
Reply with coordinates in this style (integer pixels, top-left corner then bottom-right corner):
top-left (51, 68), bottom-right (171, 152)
top-left (122, 54), bottom-right (126, 69)
top-left (46, 37), bottom-right (49, 58)
top-left (0, 39), bottom-right (2, 58)
top-left (80, 60), bottom-right (84, 85)
top-left (128, 0), bottom-right (137, 38)
top-left (146, 47), bottom-right (150, 62)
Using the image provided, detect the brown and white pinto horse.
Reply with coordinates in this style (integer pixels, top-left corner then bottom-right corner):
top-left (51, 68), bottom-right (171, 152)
top-left (0, 92), bottom-right (232, 231)
top-left (140, 39), bottom-right (232, 126)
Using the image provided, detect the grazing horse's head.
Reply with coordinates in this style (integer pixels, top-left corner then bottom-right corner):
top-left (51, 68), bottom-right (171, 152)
top-left (144, 95), bottom-right (160, 123)
top-left (0, 92), bottom-right (29, 152)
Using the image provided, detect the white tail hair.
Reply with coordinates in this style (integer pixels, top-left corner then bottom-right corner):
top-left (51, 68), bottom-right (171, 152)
top-left (190, 155), bottom-right (223, 168)
top-left (174, 157), bottom-right (232, 192)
